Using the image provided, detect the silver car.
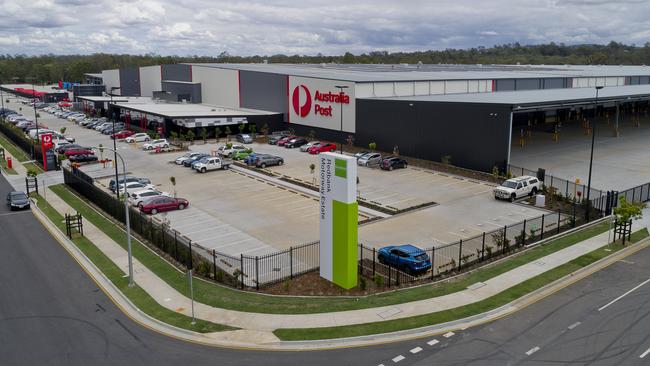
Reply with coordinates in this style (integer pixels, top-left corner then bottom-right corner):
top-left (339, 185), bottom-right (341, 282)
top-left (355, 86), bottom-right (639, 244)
top-left (357, 152), bottom-right (382, 167)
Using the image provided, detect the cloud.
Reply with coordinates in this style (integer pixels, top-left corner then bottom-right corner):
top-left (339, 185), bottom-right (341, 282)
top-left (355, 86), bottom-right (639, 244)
top-left (1, 0), bottom-right (649, 56)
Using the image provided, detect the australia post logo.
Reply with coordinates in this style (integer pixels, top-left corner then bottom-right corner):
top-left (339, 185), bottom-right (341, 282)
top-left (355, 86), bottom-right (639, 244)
top-left (292, 85), bottom-right (350, 118)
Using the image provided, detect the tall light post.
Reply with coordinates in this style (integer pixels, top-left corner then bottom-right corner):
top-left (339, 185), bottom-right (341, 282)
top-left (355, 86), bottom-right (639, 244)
top-left (109, 87), bottom-right (121, 200)
top-left (585, 85), bottom-right (604, 221)
top-left (335, 85), bottom-right (348, 153)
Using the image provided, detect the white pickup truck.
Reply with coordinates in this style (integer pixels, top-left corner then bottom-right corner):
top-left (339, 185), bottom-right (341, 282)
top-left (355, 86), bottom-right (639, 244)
top-left (193, 156), bottom-right (232, 173)
top-left (494, 175), bottom-right (541, 202)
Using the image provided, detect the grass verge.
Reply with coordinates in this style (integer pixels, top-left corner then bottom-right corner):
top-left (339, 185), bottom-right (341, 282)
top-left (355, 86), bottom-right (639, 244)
top-left (0, 131), bottom-right (31, 162)
top-left (50, 183), bottom-right (622, 315)
top-left (0, 158), bottom-right (17, 174)
top-left (23, 161), bottom-right (44, 174)
top-left (273, 228), bottom-right (649, 340)
top-left (33, 193), bottom-right (235, 333)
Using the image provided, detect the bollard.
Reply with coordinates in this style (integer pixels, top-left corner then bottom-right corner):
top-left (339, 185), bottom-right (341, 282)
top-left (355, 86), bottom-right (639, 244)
top-left (7, 157), bottom-right (12, 170)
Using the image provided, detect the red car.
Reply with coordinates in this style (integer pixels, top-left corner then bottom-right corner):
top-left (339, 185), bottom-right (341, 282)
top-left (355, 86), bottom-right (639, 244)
top-left (139, 196), bottom-right (189, 215)
top-left (277, 135), bottom-right (296, 147)
top-left (308, 142), bottom-right (337, 154)
top-left (64, 148), bottom-right (94, 157)
top-left (111, 130), bottom-right (135, 139)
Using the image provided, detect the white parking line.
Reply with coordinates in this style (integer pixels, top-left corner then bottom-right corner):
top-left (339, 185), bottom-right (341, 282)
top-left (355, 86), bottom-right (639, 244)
top-left (409, 347), bottom-right (422, 354)
top-left (640, 347), bottom-right (650, 359)
top-left (525, 346), bottom-right (540, 356)
top-left (598, 278), bottom-right (650, 312)
top-left (427, 339), bottom-right (439, 346)
top-left (568, 321), bottom-right (581, 330)
top-left (391, 355), bottom-right (405, 363)
top-left (443, 331), bottom-right (455, 338)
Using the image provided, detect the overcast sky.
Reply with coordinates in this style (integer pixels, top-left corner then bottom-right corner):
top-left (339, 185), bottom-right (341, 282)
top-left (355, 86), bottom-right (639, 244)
top-left (1, 0), bottom-right (648, 56)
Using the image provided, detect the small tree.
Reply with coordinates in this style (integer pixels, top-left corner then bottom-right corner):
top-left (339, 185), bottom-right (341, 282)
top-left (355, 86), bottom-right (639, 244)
top-left (261, 123), bottom-right (269, 136)
top-left (225, 126), bottom-right (232, 141)
top-left (169, 176), bottom-right (176, 197)
top-left (308, 129), bottom-right (316, 141)
top-left (170, 131), bottom-right (178, 143)
top-left (288, 127), bottom-right (295, 135)
top-left (249, 124), bottom-right (257, 138)
top-left (59, 127), bottom-right (66, 135)
top-left (614, 196), bottom-right (646, 223)
top-left (214, 127), bottom-right (222, 142)
top-left (200, 128), bottom-right (208, 143)
top-left (238, 123), bottom-right (245, 134)
top-left (309, 163), bottom-right (316, 185)
top-left (368, 142), bottom-right (377, 151)
top-left (441, 155), bottom-right (452, 165)
top-left (492, 165), bottom-right (500, 180)
top-left (186, 129), bottom-right (195, 144)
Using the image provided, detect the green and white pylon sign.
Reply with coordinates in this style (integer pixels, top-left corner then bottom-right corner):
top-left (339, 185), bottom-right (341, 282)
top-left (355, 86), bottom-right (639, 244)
top-left (319, 152), bottom-right (358, 289)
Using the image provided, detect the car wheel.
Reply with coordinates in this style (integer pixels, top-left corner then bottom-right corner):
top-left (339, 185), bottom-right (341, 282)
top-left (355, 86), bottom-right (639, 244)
top-left (201, 168), bottom-right (206, 173)
top-left (223, 165), bottom-right (229, 170)
top-left (378, 255), bottom-right (386, 264)
top-left (403, 163), bottom-right (408, 168)
top-left (150, 208), bottom-right (158, 215)
top-left (278, 160), bottom-right (283, 166)
top-left (178, 204), bottom-right (185, 210)
top-left (530, 187), bottom-right (538, 196)
top-left (144, 137), bottom-right (150, 142)
top-left (163, 144), bottom-right (169, 149)
top-left (510, 193), bottom-right (516, 202)
top-left (261, 163), bottom-right (266, 168)
top-left (389, 165), bottom-right (394, 171)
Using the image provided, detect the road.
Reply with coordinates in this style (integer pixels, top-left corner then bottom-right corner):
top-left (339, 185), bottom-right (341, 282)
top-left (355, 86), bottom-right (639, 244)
top-left (1, 169), bottom-right (649, 365)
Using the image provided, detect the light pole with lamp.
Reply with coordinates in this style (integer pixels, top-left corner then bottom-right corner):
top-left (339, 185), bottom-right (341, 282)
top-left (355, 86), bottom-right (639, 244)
top-left (335, 85), bottom-right (348, 154)
top-left (109, 87), bottom-right (121, 200)
top-left (585, 85), bottom-right (604, 221)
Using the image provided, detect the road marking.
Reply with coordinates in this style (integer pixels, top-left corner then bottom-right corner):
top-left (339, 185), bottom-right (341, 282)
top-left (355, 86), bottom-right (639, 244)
top-left (410, 347), bottom-right (422, 354)
top-left (443, 331), bottom-right (455, 338)
top-left (427, 339), bottom-right (439, 346)
top-left (640, 347), bottom-right (650, 359)
top-left (526, 346), bottom-right (540, 356)
top-left (619, 259), bottom-right (635, 264)
top-left (568, 321), bottom-right (581, 330)
top-left (392, 355), bottom-right (405, 363)
top-left (598, 278), bottom-right (650, 312)
top-left (0, 211), bottom-right (31, 217)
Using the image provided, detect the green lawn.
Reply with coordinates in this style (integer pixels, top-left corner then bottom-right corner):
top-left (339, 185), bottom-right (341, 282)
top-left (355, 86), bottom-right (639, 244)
top-left (49, 183), bottom-right (623, 315)
top-left (274, 227), bottom-right (649, 340)
top-left (33, 193), bottom-right (234, 333)
top-left (0, 131), bottom-right (32, 162)
top-left (23, 161), bottom-right (44, 174)
top-left (0, 158), bottom-right (17, 174)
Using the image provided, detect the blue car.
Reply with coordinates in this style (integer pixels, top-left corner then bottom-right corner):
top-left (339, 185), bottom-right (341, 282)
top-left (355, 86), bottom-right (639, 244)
top-left (377, 244), bottom-right (432, 275)
top-left (243, 153), bottom-right (269, 165)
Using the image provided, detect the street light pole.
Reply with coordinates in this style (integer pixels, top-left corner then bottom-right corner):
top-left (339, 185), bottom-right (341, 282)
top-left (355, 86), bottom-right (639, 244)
top-left (109, 87), bottom-right (121, 201)
top-left (585, 85), bottom-right (603, 221)
top-left (335, 85), bottom-right (348, 154)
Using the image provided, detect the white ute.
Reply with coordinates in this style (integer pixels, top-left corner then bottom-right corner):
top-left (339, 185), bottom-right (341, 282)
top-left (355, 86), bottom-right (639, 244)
top-left (193, 156), bottom-right (232, 173)
top-left (494, 175), bottom-right (541, 202)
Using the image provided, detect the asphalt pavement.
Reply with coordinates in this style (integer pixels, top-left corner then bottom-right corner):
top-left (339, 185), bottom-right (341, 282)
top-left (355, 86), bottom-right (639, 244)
top-left (1, 169), bottom-right (649, 365)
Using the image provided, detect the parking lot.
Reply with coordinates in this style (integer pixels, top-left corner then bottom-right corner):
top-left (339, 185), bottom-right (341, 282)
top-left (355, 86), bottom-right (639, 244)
top-left (510, 116), bottom-right (650, 191)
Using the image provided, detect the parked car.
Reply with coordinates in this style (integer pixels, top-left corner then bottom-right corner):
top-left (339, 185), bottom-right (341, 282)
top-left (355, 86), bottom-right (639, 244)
top-left (125, 133), bottom-right (150, 143)
top-left (285, 137), bottom-right (308, 149)
top-left (118, 181), bottom-right (156, 193)
top-left (193, 156), bottom-right (232, 173)
top-left (139, 196), bottom-right (189, 215)
top-left (232, 149), bottom-right (253, 161)
top-left (308, 142), bottom-right (337, 155)
top-left (354, 151), bottom-right (371, 159)
top-left (111, 130), bottom-right (135, 139)
top-left (268, 135), bottom-right (284, 145)
top-left (129, 189), bottom-right (172, 207)
top-left (6, 191), bottom-right (30, 211)
top-left (64, 148), bottom-right (94, 157)
top-left (277, 135), bottom-right (296, 147)
top-left (235, 133), bottom-right (253, 144)
top-left (357, 152), bottom-right (382, 166)
top-left (494, 176), bottom-right (541, 202)
top-left (175, 152), bottom-right (203, 165)
top-left (255, 155), bottom-right (284, 168)
top-left (142, 139), bottom-right (169, 151)
top-left (299, 141), bottom-right (319, 152)
top-left (183, 153), bottom-right (210, 167)
top-left (377, 244), bottom-right (432, 275)
top-left (68, 154), bottom-right (98, 163)
top-left (217, 144), bottom-right (247, 157)
top-left (109, 176), bottom-right (151, 192)
top-left (380, 156), bottom-right (408, 171)
top-left (243, 153), bottom-right (269, 165)
top-left (94, 122), bottom-right (112, 131)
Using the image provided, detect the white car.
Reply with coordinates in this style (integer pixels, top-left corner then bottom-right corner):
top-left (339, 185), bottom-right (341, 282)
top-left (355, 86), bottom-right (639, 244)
top-left (128, 188), bottom-right (172, 206)
top-left (142, 139), bottom-right (169, 151)
top-left (299, 141), bottom-right (319, 152)
top-left (193, 156), bottom-right (232, 173)
top-left (175, 152), bottom-right (203, 165)
top-left (125, 133), bottom-right (150, 143)
top-left (217, 144), bottom-right (247, 157)
top-left (494, 176), bottom-right (541, 202)
top-left (67, 114), bottom-right (86, 122)
top-left (118, 181), bottom-right (156, 193)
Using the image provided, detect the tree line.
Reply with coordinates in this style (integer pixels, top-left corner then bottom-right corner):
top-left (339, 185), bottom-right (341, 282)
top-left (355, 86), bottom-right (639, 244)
top-left (3, 41), bottom-right (650, 84)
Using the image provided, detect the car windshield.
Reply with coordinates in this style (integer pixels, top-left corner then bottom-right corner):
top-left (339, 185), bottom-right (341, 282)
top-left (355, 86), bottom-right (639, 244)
top-left (502, 181), bottom-right (518, 189)
top-left (414, 254), bottom-right (428, 261)
top-left (11, 193), bottom-right (28, 200)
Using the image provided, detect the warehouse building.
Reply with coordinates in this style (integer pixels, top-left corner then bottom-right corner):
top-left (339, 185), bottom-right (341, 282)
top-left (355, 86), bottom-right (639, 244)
top-left (91, 63), bottom-right (650, 172)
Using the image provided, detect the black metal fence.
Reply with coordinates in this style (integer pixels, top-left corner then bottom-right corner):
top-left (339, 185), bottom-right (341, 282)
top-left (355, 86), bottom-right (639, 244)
top-left (508, 164), bottom-right (605, 204)
top-left (0, 121), bottom-right (41, 164)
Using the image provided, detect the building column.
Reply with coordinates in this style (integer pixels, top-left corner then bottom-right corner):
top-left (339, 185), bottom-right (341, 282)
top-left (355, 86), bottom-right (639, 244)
top-left (614, 103), bottom-right (620, 137)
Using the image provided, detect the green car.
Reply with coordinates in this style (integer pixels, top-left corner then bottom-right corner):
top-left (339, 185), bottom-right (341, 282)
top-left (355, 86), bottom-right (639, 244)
top-left (232, 149), bottom-right (253, 160)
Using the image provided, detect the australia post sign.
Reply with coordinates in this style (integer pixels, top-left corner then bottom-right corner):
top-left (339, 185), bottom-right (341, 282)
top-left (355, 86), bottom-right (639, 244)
top-left (288, 76), bottom-right (355, 133)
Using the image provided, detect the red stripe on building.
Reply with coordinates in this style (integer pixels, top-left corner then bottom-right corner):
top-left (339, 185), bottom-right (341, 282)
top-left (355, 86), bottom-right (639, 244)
top-left (491, 79), bottom-right (496, 92)
top-left (189, 65), bottom-right (193, 82)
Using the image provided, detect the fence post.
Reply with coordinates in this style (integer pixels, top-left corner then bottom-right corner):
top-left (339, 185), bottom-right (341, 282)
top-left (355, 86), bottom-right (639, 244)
top-left (188, 240), bottom-right (193, 270)
top-left (387, 255), bottom-right (391, 288)
top-left (240, 254), bottom-right (244, 289)
top-left (557, 209), bottom-right (561, 234)
top-left (550, 175), bottom-right (554, 190)
top-left (430, 247), bottom-right (435, 280)
top-left (359, 244), bottom-right (363, 274)
top-left (458, 239), bottom-right (463, 271)
top-left (372, 247), bottom-right (376, 278)
top-left (503, 225), bottom-right (507, 255)
top-left (174, 230), bottom-right (178, 260)
top-left (289, 246), bottom-right (293, 279)
top-left (565, 180), bottom-right (569, 198)
top-left (161, 224), bottom-right (165, 249)
top-left (540, 214), bottom-right (545, 240)
top-left (481, 232), bottom-right (486, 261)
top-left (212, 249), bottom-right (217, 281)
top-left (522, 219), bottom-right (527, 247)
top-left (255, 256), bottom-right (259, 291)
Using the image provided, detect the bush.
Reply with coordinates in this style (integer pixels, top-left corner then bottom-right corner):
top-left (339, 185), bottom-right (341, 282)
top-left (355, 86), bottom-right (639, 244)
top-left (441, 155), bottom-right (452, 165)
top-left (373, 273), bottom-right (384, 287)
top-left (368, 142), bottom-right (377, 151)
top-left (358, 277), bottom-right (367, 290)
top-left (26, 167), bottom-right (39, 177)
